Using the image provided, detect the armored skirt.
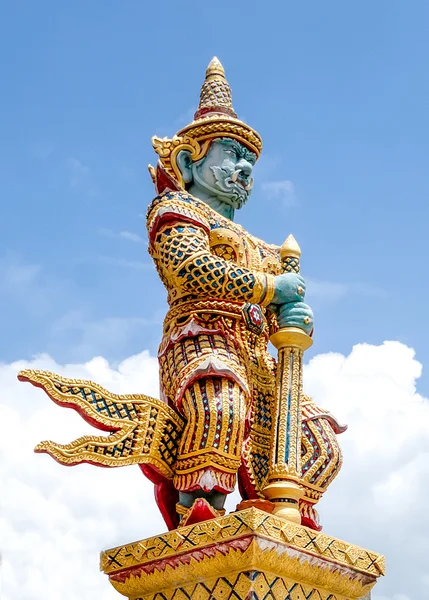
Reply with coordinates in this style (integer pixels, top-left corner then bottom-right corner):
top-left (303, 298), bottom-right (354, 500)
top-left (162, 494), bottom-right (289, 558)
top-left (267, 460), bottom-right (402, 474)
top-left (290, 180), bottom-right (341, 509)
top-left (158, 300), bottom-right (277, 495)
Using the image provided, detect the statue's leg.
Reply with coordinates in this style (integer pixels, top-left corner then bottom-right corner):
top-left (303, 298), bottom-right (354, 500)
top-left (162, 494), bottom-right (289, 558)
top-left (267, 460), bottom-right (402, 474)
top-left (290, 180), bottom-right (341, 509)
top-left (179, 490), bottom-right (226, 510)
top-left (173, 376), bottom-right (247, 520)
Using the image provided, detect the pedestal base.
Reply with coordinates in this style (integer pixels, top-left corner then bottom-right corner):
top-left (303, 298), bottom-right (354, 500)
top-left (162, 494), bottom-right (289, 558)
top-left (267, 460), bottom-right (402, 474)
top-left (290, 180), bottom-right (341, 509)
top-left (101, 508), bottom-right (384, 600)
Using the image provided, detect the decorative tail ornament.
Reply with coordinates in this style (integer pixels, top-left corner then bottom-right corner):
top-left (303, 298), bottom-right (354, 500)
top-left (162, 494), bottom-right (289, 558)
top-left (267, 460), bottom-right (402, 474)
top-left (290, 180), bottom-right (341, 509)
top-left (18, 369), bottom-right (184, 480)
top-left (262, 235), bottom-right (313, 523)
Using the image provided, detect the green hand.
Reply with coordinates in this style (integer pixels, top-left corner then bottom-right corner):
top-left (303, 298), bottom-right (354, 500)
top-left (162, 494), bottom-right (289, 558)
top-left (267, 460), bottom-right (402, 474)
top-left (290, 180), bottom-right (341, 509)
top-left (271, 273), bottom-right (306, 305)
top-left (276, 301), bottom-right (314, 335)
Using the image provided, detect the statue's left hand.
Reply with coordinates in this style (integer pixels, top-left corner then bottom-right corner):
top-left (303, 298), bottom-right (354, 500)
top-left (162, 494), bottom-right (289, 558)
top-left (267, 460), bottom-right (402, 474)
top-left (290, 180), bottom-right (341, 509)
top-left (275, 301), bottom-right (314, 334)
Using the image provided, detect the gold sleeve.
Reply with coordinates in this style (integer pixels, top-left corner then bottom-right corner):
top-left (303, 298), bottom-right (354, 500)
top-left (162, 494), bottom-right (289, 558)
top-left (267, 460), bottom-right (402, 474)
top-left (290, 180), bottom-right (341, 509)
top-left (147, 194), bottom-right (276, 305)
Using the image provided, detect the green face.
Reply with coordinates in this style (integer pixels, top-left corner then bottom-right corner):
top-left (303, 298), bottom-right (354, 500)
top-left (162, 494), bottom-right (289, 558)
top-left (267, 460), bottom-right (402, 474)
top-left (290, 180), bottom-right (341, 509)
top-left (191, 138), bottom-right (256, 210)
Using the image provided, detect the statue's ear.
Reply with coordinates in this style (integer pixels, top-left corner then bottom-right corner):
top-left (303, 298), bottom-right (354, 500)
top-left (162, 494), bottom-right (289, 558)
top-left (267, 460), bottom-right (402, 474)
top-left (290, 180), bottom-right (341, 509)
top-left (176, 150), bottom-right (193, 184)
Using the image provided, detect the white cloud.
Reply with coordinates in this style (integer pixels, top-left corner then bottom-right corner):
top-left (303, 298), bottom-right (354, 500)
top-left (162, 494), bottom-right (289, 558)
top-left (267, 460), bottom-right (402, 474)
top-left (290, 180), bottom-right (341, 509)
top-left (306, 278), bottom-right (349, 302)
top-left (119, 231), bottom-right (144, 243)
top-left (0, 256), bottom-right (160, 363)
top-left (97, 256), bottom-right (152, 271)
top-left (261, 179), bottom-right (298, 207)
top-left (306, 277), bottom-right (386, 304)
top-left (0, 352), bottom-right (162, 600)
top-left (51, 312), bottom-right (159, 361)
top-left (0, 260), bottom-right (41, 293)
top-left (0, 342), bottom-right (428, 599)
top-left (304, 342), bottom-right (429, 600)
top-left (67, 157), bottom-right (89, 188)
top-left (98, 228), bottom-right (146, 244)
top-left (0, 258), bottom-right (72, 321)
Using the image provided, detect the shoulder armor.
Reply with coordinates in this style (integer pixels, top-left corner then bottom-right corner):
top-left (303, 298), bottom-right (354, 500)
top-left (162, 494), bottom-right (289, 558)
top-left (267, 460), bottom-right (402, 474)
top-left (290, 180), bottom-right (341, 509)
top-left (147, 192), bottom-right (211, 245)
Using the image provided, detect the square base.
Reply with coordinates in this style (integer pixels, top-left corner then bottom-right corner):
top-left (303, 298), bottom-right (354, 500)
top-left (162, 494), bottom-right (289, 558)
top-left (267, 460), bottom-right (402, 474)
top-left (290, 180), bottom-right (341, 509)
top-left (101, 508), bottom-right (384, 600)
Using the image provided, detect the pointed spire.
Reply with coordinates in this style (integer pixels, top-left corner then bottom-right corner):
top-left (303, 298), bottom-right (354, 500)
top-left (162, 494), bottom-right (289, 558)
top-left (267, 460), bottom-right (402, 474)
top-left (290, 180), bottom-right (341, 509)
top-left (280, 234), bottom-right (301, 260)
top-left (194, 57), bottom-right (237, 120)
top-left (205, 56), bottom-right (225, 79)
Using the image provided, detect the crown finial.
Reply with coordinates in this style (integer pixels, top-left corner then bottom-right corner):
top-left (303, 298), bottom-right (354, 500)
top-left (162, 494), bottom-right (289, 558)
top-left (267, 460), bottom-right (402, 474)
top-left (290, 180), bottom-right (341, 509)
top-left (194, 57), bottom-right (237, 120)
top-left (280, 234), bottom-right (301, 260)
top-left (206, 56), bottom-right (225, 78)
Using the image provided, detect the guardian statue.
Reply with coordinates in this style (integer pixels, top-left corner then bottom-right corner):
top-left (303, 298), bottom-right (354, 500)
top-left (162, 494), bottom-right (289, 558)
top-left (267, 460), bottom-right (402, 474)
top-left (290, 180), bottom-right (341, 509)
top-left (19, 58), bottom-right (346, 532)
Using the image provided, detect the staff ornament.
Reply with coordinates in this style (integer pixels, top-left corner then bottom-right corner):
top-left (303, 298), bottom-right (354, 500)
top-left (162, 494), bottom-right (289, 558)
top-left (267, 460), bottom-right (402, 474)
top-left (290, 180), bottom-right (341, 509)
top-left (263, 235), bottom-right (313, 523)
top-left (19, 57), bottom-right (347, 532)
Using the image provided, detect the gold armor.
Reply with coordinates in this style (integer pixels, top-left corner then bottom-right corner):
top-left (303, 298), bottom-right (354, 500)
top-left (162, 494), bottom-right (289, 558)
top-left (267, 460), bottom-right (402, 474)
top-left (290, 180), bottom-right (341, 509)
top-left (147, 189), bottom-right (346, 528)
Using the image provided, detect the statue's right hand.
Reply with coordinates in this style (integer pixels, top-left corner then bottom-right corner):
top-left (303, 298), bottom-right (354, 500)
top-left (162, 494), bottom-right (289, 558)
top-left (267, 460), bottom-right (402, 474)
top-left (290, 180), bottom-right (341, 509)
top-left (271, 272), bottom-right (306, 305)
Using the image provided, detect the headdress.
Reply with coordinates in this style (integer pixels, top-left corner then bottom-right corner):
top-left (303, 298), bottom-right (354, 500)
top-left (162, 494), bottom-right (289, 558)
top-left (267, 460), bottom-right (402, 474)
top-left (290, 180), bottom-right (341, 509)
top-left (150, 57), bottom-right (262, 192)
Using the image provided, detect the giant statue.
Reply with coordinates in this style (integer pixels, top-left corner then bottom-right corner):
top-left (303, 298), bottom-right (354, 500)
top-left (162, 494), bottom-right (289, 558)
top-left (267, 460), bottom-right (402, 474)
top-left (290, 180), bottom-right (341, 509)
top-left (19, 58), bottom-right (346, 533)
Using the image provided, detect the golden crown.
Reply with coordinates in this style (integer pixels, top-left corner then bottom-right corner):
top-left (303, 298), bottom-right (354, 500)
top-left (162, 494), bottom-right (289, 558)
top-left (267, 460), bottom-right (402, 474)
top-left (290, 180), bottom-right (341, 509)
top-left (150, 57), bottom-right (262, 190)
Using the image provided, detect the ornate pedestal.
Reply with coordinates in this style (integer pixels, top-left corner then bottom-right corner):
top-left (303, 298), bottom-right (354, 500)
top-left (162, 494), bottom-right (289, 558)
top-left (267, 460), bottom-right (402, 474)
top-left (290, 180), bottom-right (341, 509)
top-left (101, 508), bottom-right (384, 600)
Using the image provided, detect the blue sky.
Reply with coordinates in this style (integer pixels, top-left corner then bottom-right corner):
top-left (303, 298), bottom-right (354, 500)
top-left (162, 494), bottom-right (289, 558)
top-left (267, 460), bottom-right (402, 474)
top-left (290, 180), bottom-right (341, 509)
top-left (1, 1), bottom-right (429, 389)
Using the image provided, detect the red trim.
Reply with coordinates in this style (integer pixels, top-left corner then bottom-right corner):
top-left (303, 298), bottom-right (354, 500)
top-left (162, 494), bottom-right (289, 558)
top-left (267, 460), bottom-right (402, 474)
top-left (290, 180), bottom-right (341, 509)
top-left (155, 163), bottom-right (181, 195)
top-left (148, 212), bottom-right (210, 246)
top-left (18, 374), bottom-right (119, 433)
top-left (109, 536), bottom-right (252, 581)
top-left (301, 515), bottom-right (323, 531)
top-left (194, 106), bottom-right (237, 120)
